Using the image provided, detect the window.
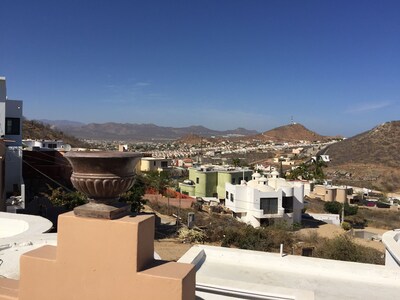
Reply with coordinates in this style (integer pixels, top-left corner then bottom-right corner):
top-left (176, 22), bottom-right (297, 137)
top-left (231, 178), bottom-right (236, 184)
top-left (5, 118), bottom-right (20, 135)
top-left (239, 177), bottom-right (243, 182)
top-left (161, 161), bottom-right (168, 168)
top-left (226, 191), bottom-right (229, 199)
top-left (196, 177), bottom-right (199, 184)
top-left (230, 193), bottom-right (234, 202)
top-left (282, 196), bottom-right (293, 213)
top-left (153, 161), bottom-right (156, 166)
top-left (260, 198), bottom-right (278, 214)
top-left (245, 177), bottom-right (248, 181)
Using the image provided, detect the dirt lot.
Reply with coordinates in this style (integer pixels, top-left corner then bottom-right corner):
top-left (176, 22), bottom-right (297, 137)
top-left (298, 223), bottom-right (386, 252)
top-left (154, 239), bottom-right (193, 261)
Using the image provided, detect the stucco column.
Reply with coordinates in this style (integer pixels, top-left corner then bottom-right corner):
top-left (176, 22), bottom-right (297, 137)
top-left (0, 212), bottom-right (195, 300)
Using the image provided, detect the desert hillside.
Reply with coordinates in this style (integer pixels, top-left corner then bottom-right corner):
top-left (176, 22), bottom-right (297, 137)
top-left (255, 123), bottom-right (328, 142)
top-left (23, 119), bottom-right (89, 148)
top-left (323, 121), bottom-right (400, 192)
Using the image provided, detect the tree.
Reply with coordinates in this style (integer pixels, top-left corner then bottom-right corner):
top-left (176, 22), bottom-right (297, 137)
top-left (120, 175), bottom-right (147, 213)
top-left (231, 158), bottom-right (241, 167)
top-left (143, 170), bottom-right (172, 195)
top-left (286, 155), bottom-right (327, 182)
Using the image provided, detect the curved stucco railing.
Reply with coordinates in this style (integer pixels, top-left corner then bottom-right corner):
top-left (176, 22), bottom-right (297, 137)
top-left (382, 229), bottom-right (400, 268)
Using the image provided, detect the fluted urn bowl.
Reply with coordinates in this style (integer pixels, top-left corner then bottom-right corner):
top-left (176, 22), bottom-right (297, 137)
top-left (64, 151), bottom-right (142, 219)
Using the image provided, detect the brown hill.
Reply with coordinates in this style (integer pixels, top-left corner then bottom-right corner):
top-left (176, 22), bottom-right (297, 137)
top-left (23, 119), bottom-right (90, 148)
top-left (326, 121), bottom-right (400, 167)
top-left (255, 123), bottom-right (326, 142)
top-left (323, 121), bottom-right (400, 192)
top-left (177, 134), bottom-right (204, 145)
top-left (176, 134), bottom-right (222, 145)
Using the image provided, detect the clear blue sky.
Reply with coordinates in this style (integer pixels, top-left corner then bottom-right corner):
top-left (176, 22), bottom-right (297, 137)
top-left (1, 0), bottom-right (399, 136)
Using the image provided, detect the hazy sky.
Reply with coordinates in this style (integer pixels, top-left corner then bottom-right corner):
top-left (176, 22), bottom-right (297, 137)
top-left (1, 0), bottom-right (399, 137)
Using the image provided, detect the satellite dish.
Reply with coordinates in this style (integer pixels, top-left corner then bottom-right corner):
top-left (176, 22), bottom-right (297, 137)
top-left (64, 144), bottom-right (72, 151)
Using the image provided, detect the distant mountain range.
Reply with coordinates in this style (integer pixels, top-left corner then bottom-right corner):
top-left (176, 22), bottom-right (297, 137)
top-left (39, 120), bottom-right (259, 141)
top-left (39, 119), bottom-right (85, 128)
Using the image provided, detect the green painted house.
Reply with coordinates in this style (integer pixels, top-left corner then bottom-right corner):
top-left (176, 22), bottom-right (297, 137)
top-left (179, 166), bottom-right (252, 200)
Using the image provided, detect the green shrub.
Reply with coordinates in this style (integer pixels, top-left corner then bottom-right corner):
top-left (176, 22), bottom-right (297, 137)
top-left (324, 201), bottom-right (358, 216)
top-left (344, 202), bottom-right (358, 215)
top-left (120, 175), bottom-right (147, 213)
top-left (43, 186), bottom-right (87, 210)
top-left (324, 201), bottom-right (342, 214)
top-left (341, 221), bottom-right (351, 231)
top-left (344, 215), bottom-right (367, 228)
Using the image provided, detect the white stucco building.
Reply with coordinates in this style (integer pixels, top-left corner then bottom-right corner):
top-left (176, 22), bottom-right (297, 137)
top-left (0, 77), bottom-right (23, 210)
top-left (225, 171), bottom-right (304, 227)
top-left (136, 157), bottom-right (171, 173)
top-left (22, 139), bottom-right (71, 151)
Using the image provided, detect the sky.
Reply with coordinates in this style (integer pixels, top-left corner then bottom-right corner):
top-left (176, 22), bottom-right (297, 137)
top-left (1, 0), bottom-right (399, 137)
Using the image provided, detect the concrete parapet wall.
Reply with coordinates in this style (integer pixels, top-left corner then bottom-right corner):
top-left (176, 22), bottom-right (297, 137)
top-left (0, 212), bottom-right (195, 300)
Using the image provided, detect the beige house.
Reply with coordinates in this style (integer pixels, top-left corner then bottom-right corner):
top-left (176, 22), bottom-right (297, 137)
top-left (137, 157), bottom-right (171, 173)
top-left (311, 185), bottom-right (353, 203)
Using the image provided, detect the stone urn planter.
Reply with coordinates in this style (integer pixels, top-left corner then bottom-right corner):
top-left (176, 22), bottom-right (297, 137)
top-left (64, 151), bottom-right (142, 219)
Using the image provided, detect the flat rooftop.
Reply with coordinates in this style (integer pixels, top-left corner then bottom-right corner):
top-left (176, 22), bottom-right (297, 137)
top-left (179, 245), bottom-right (400, 300)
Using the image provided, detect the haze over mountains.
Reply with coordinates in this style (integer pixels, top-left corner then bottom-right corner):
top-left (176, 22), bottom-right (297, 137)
top-left (40, 120), bottom-right (259, 141)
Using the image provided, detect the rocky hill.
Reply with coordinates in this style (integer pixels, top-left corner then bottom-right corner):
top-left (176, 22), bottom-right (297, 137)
top-left (23, 119), bottom-right (90, 148)
top-left (323, 121), bottom-right (400, 192)
top-left (176, 133), bottom-right (223, 145)
top-left (49, 122), bottom-right (259, 141)
top-left (254, 123), bottom-right (327, 142)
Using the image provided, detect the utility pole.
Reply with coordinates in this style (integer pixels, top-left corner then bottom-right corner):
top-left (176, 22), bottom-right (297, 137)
top-left (341, 185), bottom-right (347, 225)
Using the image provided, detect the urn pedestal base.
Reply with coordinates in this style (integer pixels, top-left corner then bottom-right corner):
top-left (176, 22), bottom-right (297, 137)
top-left (74, 202), bottom-right (131, 219)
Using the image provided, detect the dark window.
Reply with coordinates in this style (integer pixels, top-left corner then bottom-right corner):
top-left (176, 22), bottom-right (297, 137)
top-left (226, 191), bottom-right (229, 199)
top-left (5, 118), bottom-right (20, 135)
top-left (230, 193), bottom-right (234, 202)
top-left (245, 177), bottom-right (248, 181)
top-left (231, 178), bottom-right (236, 184)
top-left (161, 161), bottom-right (168, 168)
top-left (196, 177), bottom-right (199, 184)
top-left (260, 198), bottom-right (278, 214)
top-left (302, 247), bottom-right (314, 257)
top-left (153, 161), bottom-right (156, 166)
top-left (282, 196), bottom-right (293, 213)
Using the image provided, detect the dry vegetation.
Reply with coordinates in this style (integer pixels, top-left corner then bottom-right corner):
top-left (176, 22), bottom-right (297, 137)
top-left (327, 163), bottom-right (400, 193)
top-left (148, 200), bottom-right (385, 265)
top-left (357, 207), bottom-right (400, 229)
top-left (325, 121), bottom-right (400, 192)
top-left (305, 197), bottom-right (400, 230)
top-left (23, 119), bottom-right (90, 148)
top-left (300, 232), bottom-right (384, 265)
